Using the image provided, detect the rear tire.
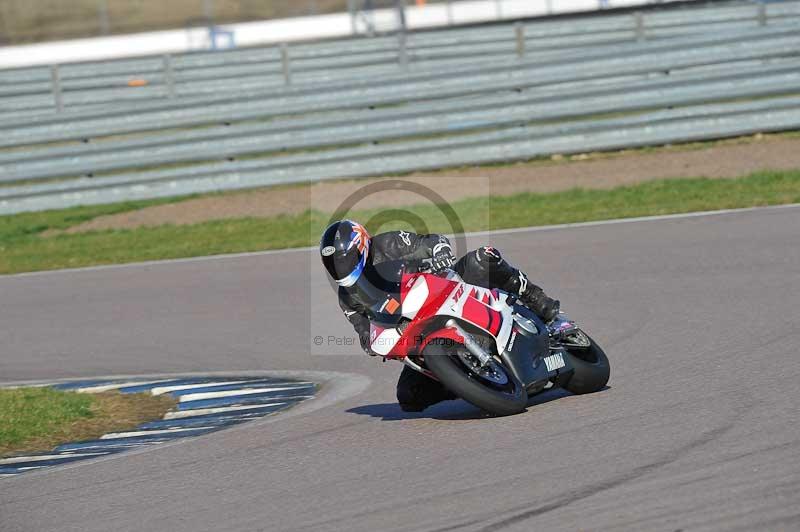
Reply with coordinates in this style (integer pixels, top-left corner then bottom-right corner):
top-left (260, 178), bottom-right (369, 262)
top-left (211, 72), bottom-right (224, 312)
top-left (563, 336), bottom-right (610, 394)
top-left (423, 343), bottom-right (528, 416)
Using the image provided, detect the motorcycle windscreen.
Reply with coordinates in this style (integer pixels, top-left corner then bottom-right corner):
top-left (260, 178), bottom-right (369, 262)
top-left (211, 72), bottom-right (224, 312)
top-left (351, 259), bottom-right (405, 326)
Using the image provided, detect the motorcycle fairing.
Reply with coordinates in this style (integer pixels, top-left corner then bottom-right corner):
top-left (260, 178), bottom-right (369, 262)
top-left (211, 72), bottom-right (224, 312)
top-left (461, 296), bottom-right (503, 337)
top-left (369, 270), bottom-right (574, 389)
top-left (399, 275), bottom-right (430, 320)
top-left (439, 273), bottom-right (514, 355)
top-left (369, 323), bottom-right (404, 357)
top-left (503, 305), bottom-right (564, 392)
top-left (372, 273), bottom-right (461, 358)
top-left (400, 273), bottom-right (457, 322)
top-left (373, 270), bottom-right (516, 359)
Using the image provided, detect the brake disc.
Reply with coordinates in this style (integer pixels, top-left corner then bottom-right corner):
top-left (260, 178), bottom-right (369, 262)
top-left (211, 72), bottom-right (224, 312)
top-left (456, 349), bottom-right (509, 385)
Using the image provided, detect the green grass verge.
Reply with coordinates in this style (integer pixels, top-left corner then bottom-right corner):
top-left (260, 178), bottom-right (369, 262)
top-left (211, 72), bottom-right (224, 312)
top-left (1, 170), bottom-right (799, 275)
top-left (0, 388), bottom-right (94, 451)
top-left (0, 387), bottom-right (176, 458)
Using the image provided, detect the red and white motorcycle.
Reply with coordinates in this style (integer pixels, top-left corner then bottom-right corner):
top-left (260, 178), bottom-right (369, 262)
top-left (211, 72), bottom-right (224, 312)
top-left (366, 262), bottom-right (610, 416)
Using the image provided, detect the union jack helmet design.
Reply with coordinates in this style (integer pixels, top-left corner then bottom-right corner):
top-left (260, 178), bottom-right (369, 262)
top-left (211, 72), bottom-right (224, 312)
top-left (320, 220), bottom-right (371, 287)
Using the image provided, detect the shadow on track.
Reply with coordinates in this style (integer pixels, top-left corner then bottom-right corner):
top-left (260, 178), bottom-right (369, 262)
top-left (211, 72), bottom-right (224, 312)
top-left (347, 387), bottom-right (576, 421)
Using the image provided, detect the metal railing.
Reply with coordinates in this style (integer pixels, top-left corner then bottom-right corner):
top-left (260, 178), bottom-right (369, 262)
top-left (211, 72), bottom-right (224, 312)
top-left (1, 1), bottom-right (799, 215)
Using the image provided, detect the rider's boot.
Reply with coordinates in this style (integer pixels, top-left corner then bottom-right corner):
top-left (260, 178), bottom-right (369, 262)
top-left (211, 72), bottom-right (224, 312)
top-left (518, 281), bottom-right (560, 323)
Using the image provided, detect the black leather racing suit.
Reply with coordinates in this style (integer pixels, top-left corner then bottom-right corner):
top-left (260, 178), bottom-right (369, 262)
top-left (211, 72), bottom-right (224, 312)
top-left (338, 231), bottom-right (559, 412)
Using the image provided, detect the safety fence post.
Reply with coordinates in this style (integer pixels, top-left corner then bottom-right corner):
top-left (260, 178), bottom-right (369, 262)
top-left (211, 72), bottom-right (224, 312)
top-left (757, 3), bottom-right (767, 26)
top-left (634, 11), bottom-right (645, 41)
top-left (163, 55), bottom-right (176, 98)
top-left (347, 0), bottom-right (357, 35)
top-left (515, 23), bottom-right (525, 57)
top-left (398, 30), bottom-right (409, 69)
top-left (50, 65), bottom-right (64, 113)
top-left (397, 0), bottom-right (409, 69)
top-left (281, 43), bottom-right (292, 85)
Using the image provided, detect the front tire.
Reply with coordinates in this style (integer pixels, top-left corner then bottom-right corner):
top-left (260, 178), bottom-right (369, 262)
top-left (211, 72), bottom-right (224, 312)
top-left (563, 336), bottom-right (610, 394)
top-left (423, 343), bottom-right (528, 416)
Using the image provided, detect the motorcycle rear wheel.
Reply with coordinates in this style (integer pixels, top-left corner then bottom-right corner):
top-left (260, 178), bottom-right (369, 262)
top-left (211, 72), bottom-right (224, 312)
top-left (423, 343), bottom-right (528, 416)
top-left (562, 336), bottom-right (610, 395)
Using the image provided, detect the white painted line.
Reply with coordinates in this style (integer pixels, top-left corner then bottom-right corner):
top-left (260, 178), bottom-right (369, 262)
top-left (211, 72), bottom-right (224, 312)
top-left (466, 203), bottom-right (800, 239)
top-left (68, 440), bottom-right (163, 449)
top-left (178, 386), bottom-right (309, 402)
top-left (163, 402), bottom-right (286, 420)
top-left (100, 427), bottom-right (214, 439)
top-left (75, 380), bottom-right (171, 393)
top-left (148, 380), bottom-right (250, 396)
top-left (0, 452), bottom-right (108, 465)
top-left (1, 203), bottom-right (798, 280)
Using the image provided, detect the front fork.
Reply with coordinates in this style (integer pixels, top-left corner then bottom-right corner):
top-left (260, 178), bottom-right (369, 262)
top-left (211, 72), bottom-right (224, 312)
top-left (445, 319), bottom-right (494, 367)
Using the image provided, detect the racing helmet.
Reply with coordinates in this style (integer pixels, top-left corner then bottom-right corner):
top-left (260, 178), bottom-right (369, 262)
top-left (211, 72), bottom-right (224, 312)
top-left (320, 220), bottom-right (371, 287)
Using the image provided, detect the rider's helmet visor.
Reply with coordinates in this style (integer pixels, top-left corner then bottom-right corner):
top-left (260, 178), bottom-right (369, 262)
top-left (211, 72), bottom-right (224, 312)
top-left (323, 245), bottom-right (362, 283)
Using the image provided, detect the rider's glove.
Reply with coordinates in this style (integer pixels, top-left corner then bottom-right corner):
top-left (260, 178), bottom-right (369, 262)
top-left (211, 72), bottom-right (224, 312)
top-left (421, 242), bottom-right (456, 273)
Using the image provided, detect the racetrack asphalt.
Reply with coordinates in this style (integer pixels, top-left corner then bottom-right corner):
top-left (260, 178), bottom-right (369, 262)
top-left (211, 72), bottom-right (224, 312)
top-left (1, 205), bottom-right (799, 531)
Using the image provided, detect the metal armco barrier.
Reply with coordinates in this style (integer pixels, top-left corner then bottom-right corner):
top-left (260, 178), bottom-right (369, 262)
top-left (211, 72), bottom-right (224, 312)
top-left (1, 1), bottom-right (799, 214)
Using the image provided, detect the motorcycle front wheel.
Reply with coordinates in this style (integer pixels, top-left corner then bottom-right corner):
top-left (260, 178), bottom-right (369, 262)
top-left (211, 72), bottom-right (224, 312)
top-left (423, 342), bottom-right (528, 416)
top-left (562, 336), bottom-right (610, 395)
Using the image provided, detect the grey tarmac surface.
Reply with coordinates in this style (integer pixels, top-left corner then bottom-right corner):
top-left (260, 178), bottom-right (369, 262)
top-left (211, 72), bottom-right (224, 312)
top-left (1, 206), bottom-right (800, 531)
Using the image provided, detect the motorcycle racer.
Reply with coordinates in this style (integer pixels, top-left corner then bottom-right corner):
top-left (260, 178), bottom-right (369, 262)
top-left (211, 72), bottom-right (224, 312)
top-left (320, 219), bottom-right (561, 412)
